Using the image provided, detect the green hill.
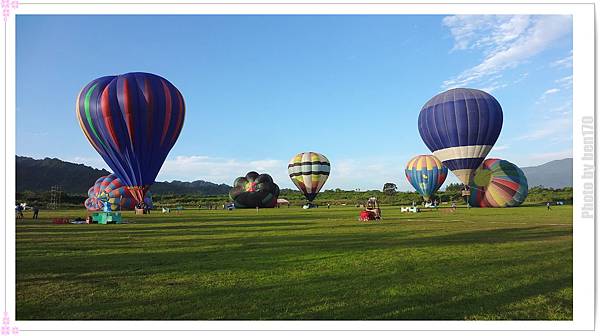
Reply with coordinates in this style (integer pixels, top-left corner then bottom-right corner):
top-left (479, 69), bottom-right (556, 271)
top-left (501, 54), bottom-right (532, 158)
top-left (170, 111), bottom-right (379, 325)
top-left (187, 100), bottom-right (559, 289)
top-left (16, 156), bottom-right (231, 195)
top-left (16, 156), bottom-right (110, 194)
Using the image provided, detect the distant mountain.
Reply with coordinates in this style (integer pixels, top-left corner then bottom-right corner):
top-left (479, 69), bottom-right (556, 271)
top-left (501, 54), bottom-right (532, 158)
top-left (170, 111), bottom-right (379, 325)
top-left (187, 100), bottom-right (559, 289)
top-left (16, 156), bottom-right (111, 194)
top-left (521, 158), bottom-right (572, 189)
top-left (16, 155), bottom-right (572, 194)
top-left (16, 156), bottom-right (231, 195)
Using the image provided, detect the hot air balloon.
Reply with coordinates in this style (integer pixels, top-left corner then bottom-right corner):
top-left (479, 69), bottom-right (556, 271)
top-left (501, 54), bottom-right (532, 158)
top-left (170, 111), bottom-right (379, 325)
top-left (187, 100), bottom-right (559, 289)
top-left (229, 171), bottom-right (280, 208)
top-left (76, 72), bottom-right (185, 205)
top-left (418, 88), bottom-right (503, 185)
top-left (405, 155), bottom-right (448, 201)
top-left (84, 174), bottom-right (153, 211)
top-left (288, 152), bottom-right (330, 203)
top-left (469, 158), bottom-right (528, 207)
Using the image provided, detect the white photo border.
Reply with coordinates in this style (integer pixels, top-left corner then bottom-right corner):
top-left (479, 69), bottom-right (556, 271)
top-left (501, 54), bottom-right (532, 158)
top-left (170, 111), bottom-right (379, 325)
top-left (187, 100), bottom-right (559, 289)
top-left (1, 1), bottom-right (594, 333)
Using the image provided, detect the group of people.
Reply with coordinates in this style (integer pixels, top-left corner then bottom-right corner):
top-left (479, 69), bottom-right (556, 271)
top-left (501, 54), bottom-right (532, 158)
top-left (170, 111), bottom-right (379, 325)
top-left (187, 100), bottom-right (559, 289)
top-left (134, 202), bottom-right (151, 214)
top-left (15, 204), bottom-right (39, 219)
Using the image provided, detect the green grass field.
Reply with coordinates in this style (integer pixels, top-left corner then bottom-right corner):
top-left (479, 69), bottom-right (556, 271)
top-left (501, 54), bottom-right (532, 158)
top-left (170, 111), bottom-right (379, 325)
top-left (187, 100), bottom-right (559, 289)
top-left (16, 205), bottom-right (572, 320)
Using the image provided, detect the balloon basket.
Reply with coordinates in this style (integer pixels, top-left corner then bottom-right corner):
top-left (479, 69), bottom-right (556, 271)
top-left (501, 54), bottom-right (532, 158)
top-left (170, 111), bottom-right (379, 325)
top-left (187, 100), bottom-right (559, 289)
top-left (91, 211), bottom-right (122, 224)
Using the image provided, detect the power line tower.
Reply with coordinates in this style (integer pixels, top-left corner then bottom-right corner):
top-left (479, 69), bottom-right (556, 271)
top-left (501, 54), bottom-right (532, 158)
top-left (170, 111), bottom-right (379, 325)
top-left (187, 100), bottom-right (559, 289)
top-left (49, 185), bottom-right (62, 209)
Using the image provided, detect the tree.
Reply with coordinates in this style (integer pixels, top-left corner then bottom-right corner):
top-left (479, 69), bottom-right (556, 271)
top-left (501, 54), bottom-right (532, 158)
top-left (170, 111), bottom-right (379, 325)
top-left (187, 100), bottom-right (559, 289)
top-left (382, 183), bottom-right (397, 196)
top-left (444, 183), bottom-right (463, 192)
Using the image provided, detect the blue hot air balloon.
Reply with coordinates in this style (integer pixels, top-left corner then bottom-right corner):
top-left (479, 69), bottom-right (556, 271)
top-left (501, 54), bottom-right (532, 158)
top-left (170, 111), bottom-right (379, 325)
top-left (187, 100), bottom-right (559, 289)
top-left (76, 72), bottom-right (185, 204)
top-left (418, 88), bottom-right (503, 185)
top-left (405, 155), bottom-right (448, 201)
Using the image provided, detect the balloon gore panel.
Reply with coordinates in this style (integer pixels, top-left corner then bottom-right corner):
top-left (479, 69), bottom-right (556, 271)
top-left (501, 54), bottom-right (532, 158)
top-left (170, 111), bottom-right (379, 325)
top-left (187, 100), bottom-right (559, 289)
top-left (405, 154), bottom-right (448, 201)
top-left (418, 88), bottom-right (503, 184)
top-left (287, 152), bottom-right (330, 202)
top-left (76, 72), bottom-right (185, 203)
top-left (468, 158), bottom-right (528, 207)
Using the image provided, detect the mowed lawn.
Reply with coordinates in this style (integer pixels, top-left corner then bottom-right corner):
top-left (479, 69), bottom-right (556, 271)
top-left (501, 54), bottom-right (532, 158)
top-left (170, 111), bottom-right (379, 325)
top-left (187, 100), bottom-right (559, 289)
top-left (16, 205), bottom-right (572, 320)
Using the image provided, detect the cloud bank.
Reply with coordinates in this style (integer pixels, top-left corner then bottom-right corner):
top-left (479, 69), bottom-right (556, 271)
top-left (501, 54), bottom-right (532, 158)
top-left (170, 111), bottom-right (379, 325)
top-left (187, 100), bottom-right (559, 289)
top-left (442, 15), bottom-right (572, 89)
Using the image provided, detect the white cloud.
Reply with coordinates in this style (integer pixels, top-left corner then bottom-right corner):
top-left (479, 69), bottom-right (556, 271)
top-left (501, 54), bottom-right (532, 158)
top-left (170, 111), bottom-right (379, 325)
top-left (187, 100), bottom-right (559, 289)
top-left (550, 52), bottom-right (573, 68)
top-left (513, 72), bottom-right (529, 84)
top-left (69, 156), bottom-right (110, 170)
top-left (520, 149), bottom-right (573, 166)
top-left (550, 100), bottom-right (573, 116)
top-left (480, 82), bottom-right (508, 93)
top-left (490, 144), bottom-right (509, 151)
top-left (555, 75), bottom-right (573, 88)
top-left (443, 15), bottom-right (531, 53)
top-left (516, 116), bottom-right (571, 141)
top-left (536, 87), bottom-right (561, 104)
top-left (442, 15), bottom-right (572, 89)
top-left (328, 158), bottom-right (407, 191)
top-left (157, 155), bottom-right (287, 186)
top-left (158, 155), bottom-right (420, 191)
top-left (543, 88), bottom-right (560, 95)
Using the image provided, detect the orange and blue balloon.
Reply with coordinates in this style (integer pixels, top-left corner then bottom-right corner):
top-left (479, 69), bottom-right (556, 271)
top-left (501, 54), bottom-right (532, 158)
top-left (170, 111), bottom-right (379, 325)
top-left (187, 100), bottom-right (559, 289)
top-left (405, 155), bottom-right (448, 201)
top-left (76, 72), bottom-right (185, 204)
top-left (418, 88), bottom-right (503, 185)
top-left (469, 158), bottom-right (528, 207)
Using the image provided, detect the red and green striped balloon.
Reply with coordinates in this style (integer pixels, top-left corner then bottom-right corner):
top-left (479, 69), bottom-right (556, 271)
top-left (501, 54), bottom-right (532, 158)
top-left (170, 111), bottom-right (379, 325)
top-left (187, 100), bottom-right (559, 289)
top-left (76, 72), bottom-right (185, 204)
top-left (469, 158), bottom-right (528, 207)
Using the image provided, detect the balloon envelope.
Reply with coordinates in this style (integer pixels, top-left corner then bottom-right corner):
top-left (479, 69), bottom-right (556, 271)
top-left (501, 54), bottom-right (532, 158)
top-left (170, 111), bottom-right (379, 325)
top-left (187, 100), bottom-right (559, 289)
top-left (418, 88), bottom-right (503, 184)
top-left (405, 155), bottom-right (448, 201)
top-left (85, 174), bottom-right (153, 211)
top-left (76, 72), bottom-right (185, 203)
top-left (288, 152), bottom-right (330, 202)
top-left (468, 158), bottom-right (528, 207)
top-left (229, 171), bottom-right (280, 208)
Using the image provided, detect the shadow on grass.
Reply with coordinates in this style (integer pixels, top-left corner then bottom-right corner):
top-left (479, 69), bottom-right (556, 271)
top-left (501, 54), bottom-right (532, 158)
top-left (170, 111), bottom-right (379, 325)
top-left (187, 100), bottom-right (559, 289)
top-left (18, 225), bottom-right (571, 278)
top-left (17, 243), bottom-right (572, 320)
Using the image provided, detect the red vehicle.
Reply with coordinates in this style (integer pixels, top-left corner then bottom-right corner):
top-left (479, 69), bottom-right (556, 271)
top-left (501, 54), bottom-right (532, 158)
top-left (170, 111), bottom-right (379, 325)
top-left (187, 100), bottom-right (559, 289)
top-left (359, 197), bottom-right (381, 221)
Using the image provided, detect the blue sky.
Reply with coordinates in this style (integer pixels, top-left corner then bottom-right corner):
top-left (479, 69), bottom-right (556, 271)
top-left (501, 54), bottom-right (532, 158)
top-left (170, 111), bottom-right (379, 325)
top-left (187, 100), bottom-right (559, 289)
top-left (16, 15), bottom-right (573, 190)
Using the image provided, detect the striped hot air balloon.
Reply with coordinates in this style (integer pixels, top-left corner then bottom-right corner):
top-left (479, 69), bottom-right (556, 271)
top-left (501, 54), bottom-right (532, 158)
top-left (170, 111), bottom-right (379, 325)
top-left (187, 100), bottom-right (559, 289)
top-left (76, 72), bottom-right (185, 204)
top-left (84, 174), bottom-right (153, 211)
top-left (469, 159), bottom-right (528, 207)
top-left (288, 152), bottom-right (330, 203)
top-left (418, 88), bottom-right (503, 185)
top-left (405, 155), bottom-right (448, 201)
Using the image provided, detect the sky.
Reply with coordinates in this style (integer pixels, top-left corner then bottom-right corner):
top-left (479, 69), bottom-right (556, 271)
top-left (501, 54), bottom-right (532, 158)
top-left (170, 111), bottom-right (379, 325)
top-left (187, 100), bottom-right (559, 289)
top-left (16, 15), bottom-right (573, 190)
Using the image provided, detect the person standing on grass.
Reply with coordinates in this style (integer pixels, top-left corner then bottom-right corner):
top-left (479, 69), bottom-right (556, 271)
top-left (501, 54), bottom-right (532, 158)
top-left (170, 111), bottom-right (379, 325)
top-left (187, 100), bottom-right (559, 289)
top-left (16, 204), bottom-right (23, 219)
top-left (547, 202), bottom-right (552, 210)
top-left (451, 201), bottom-right (456, 211)
top-left (32, 205), bottom-right (39, 219)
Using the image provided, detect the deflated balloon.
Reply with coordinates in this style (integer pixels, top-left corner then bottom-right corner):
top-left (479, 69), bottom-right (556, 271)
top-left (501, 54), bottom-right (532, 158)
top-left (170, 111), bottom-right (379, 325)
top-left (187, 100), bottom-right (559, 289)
top-left (85, 174), bottom-right (153, 211)
top-left (229, 171), bottom-right (280, 208)
top-left (76, 72), bottom-right (185, 204)
top-left (418, 88), bottom-right (503, 185)
top-left (405, 155), bottom-right (448, 201)
top-left (469, 158), bottom-right (528, 207)
top-left (288, 152), bottom-right (330, 202)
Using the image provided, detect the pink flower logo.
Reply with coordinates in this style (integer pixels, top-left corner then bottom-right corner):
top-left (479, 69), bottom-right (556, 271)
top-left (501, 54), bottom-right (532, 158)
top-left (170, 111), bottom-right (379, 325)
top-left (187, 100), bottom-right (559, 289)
top-left (2, 0), bottom-right (18, 22)
top-left (1, 313), bottom-right (18, 335)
